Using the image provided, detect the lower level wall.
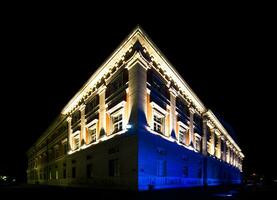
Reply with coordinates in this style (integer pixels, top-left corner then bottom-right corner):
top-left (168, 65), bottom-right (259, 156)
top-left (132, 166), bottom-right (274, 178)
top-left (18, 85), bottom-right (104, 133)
top-left (138, 129), bottom-right (242, 190)
top-left (27, 133), bottom-right (138, 190)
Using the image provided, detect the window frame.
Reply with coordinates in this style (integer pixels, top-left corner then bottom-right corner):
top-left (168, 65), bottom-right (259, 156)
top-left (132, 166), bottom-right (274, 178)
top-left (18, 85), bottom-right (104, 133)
top-left (86, 119), bottom-right (98, 144)
top-left (150, 102), bottom-right (166, 135)
top-left (107, 101), bottom-right (127, 135)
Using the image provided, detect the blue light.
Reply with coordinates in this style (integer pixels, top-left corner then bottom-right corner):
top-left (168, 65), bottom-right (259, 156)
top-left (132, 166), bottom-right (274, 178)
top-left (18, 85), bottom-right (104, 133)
top-left (126, 124), bottom-right (132, 129)
top-left (137, 127), bottom-right (242, 191)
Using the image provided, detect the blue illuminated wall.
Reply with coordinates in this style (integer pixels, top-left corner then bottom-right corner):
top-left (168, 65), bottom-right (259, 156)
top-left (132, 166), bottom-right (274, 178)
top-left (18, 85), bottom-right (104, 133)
top-left (137, 128), bottom-right (242, 190)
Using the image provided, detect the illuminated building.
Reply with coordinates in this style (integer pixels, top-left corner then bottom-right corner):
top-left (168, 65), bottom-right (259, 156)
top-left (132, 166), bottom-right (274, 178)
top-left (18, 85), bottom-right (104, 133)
top-left (26, 26), bottom-right (244, 190)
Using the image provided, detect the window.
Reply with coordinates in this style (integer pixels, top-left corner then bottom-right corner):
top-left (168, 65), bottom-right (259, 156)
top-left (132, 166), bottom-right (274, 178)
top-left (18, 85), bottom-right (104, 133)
top-left (195, 134), bottom-right (201, 151)
top-left (151, 102), bottom-right (166, 135)
top-left (197, 168), bottom-right (202, 178)
top-left (88, 126), bottom-right (97, 143)
top-left (87, 164), bottom-right (93, 178)
top-left (63, 142), bottom-right (67, 155)
top-left (179, 125), bottom-right (187, 144)
top-left (109, 159), bottom-right (120, 177)
top-left (157, 160), bottom-right (167, 177)
top-left (154, 114), bottom-right (163, 133)
top-left (63, 169), bottom-right (66, 179)
top-left (113, 114), bottom-right (123, 133)
top-left (74, 136), bottom-right (79, 150)
top-left (107, 101), bottom-right (126, 135)
top-left (182, 166), bottom-right (188, 177)
top-left (72, 167), bottom-right (76, 178)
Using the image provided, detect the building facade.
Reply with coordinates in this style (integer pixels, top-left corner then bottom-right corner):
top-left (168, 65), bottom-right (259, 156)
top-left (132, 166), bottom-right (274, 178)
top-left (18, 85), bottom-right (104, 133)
top-left (27, 27), bottom-right (244, 190)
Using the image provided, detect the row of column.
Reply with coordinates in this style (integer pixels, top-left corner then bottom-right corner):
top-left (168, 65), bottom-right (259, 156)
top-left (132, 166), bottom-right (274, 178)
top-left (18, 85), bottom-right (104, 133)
top-left (202, 119), bottom-right (243, 169)
top-left (67, 86), bottom-right (108, 151)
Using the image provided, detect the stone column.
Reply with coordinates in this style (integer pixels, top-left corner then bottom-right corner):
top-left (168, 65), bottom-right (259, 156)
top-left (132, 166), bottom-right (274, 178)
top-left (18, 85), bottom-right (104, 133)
top-left (67, 116), bottom-right (72, 151)
top-left (226, 141), bottom-right (230, 163)
top-left (202, 117), bottom-right (208, 156)
top-left (215, 129), bottom-right (221, 159)
top-left (202, 116), bottom-right (208, 187)
top-left (222, 136), bottom-right (226, 162)
top-left (189, 107), bottom-right (195, 148)
top-left (98, 86), bottom-right (106, 138)
top-left (79, 104), bottom-right (86, 146)
top-left (126, 56), bottom-right (148, 132)
top-left (169, 88), bottom-right (177, 138)
top-left (210, 128), bottom-right (215, 156)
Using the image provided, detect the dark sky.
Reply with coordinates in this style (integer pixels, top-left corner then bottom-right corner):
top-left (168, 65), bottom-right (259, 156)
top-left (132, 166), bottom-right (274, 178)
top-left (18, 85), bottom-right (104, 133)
top-left (1, 7), bottom-right (276, 181)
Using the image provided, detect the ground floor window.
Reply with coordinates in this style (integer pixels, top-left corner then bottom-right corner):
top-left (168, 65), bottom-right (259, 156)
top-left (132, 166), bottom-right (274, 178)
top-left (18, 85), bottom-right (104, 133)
top-left (87, 164), bottom-right (93, 178)
top-left (157, 160), bottom-right (167, 177)
top-left (63, 169), bottom-right (66, 179)
top-left (72, 167), bottom-right (76, 178)
top-left (109, 159), bottom-right (120, 177)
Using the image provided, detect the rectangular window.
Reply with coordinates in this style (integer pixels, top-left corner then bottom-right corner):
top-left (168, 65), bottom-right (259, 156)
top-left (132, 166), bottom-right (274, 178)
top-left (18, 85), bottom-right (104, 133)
top-left (74, 137), bottom-right (79, 149)
top-left (154, 115), bottom-right (163, 133)
top-left (113, 114), bottom-right (123, 133)
top-left (157, 160), bottom-right (167, 177)
top-left (109, 159), bottom-right (120, 177)
top-left (63, 143), bottom-right (67, 155)
top-left (63, 169), bottom-right (66, 179)
top-left (195, 136), bottom-right (201, 151)
top-left (183, 166), bottom-right (188, 177)
top-left (88, 126), bottom-right (97, 143)
top-left (179, 126), bottom-right (187, 144)
top-left (87, 164), bottom-right (93, 178)
top-left (72, 167), bottom-right (76, 178)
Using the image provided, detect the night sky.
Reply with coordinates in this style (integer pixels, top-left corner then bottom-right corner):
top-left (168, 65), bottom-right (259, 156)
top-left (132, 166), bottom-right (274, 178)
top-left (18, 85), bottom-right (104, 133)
top-left (1, 7), bottom-right (276, 182)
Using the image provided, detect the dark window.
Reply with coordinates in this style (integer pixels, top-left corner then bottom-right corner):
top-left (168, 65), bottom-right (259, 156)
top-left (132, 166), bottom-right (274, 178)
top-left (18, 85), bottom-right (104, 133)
top-left (63, 169), bottom-right (66, 179)
top-left (183, 166), bottom-right (188, 177)
top-left (197, 168), bottom-right (202, 178)
top-left (85, 96), bottom-right (99, 114)
top-left (72, 167), bottom-right (76, 178)
top-left (87, 164), bottom-right (93, 178)
top-left (63, 143), bottom-right (67, 155)
top-left (72, 110), bottom-right (81, 125)
top-left (106, 72), bottom-right (126, 98)
top-left (109, 159), bottom-right (120, 177)
top-left (157, 160), bottom-right (167, 177)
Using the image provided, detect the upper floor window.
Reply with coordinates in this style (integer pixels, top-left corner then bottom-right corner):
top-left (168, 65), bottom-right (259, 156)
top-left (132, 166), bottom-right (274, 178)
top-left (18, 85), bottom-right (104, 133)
top-left (72, 132), bottom-right (80, 150)
top-left (72, 110), bottom-right (81, 125)
top-left (107, 101), bottom-right (126, 135)
top-left (178, 121), bottom-right (189, 145)
top-left (151, 102), bottom-right (166, 135)
top-left (154, 114), bottom-right (163, 134)
top-left (86, 119), bottom-right (98, 144)
top-left (85, 95), bottom-right (99, 115)
top-left (113, 113), bottom-right (123, 133)
top-left (106, 70), bottom-right (128, 98)
top-left (195, 133), bottom-right (201, 152)
top-left (88, 127), bottom-right (97, 143)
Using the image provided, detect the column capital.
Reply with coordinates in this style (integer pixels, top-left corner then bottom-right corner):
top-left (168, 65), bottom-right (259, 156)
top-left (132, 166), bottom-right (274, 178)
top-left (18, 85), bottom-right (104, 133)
top-left (66, 116), bottom-right (72, 122)
top-left (79, 104), bottom-right (86, 111)
top-left (97, 85), bottom-right (107, 95)
top-left (169, 87), bottom-right (178, 97)
top-left (214, 129), bottom-right (221, 136)
top-left (189, 106), bottom-right (196, 114)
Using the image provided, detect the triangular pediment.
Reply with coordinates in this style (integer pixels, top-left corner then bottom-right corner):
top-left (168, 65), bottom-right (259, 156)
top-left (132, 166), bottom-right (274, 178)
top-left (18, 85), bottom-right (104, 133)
top-left (61, 26), bottom-right (206, 115)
